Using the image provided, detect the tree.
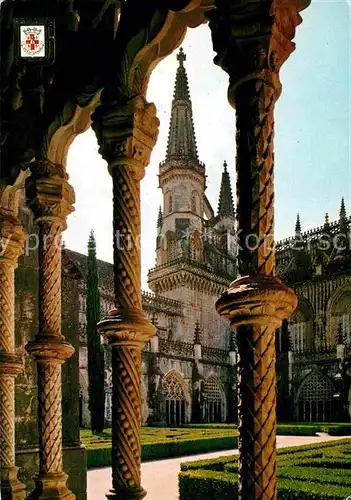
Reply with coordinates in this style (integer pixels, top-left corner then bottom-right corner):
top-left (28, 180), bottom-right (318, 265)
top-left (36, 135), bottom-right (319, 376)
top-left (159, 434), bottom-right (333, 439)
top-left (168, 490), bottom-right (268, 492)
top-left (86, 230), bottom-right (105, 432)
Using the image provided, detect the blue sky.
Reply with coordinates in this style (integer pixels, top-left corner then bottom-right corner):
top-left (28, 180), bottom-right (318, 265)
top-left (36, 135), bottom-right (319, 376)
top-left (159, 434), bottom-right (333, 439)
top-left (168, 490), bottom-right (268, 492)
top-left (65, 2), bottom-right (350, 288)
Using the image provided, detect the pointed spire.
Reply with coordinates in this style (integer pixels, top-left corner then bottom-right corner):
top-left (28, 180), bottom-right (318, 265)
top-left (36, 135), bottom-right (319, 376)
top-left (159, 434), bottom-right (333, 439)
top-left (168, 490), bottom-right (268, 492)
top-left (295, 214), bottom-right (302, 235)
top-left (165, 48), bottom-right (199, 163)
top-left (193, 321), bottom-right (202, 345)
top-left (340, 197), bottom-right (347, 219)
top-left (217, 161), bottom-right (235, 217)
top-left (324, 212), bottom-right (330, 230)
top-left (157, 205), bottom-right (163, 228)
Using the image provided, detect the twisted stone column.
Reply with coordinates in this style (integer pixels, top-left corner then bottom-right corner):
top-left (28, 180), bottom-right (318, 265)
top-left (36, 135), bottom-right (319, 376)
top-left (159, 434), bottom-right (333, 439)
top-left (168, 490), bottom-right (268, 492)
top-left (92, 96), bottom-right (159, 499)
top-left (0, 210), bottom-right (26, 500)
top-left (25, 163), bottom-right (75, 500)
top-left (209, 0), bottom-right (309, 497)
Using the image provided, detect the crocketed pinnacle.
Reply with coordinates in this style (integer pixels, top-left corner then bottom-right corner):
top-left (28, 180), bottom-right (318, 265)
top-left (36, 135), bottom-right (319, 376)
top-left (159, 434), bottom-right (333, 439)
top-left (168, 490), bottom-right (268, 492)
top-left (217, 161), bottom-right (235, 217)
top-left (339, 197), bottom-right (347, 227)
top-left (324, 212), bottom-right (330, 230)
top-left (157, 205), bottom-right (163, 228)
top-left (295, 214), bottom-right (302, 234)
top-left (165, 48), bottom-right (199, 162)
top-left (193, 321), bottom-right (202, 345)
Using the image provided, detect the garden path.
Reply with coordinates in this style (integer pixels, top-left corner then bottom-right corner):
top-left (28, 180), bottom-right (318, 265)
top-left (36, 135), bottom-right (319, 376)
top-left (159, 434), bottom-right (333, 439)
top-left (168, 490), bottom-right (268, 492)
top-left (87, 434), bottom-right (349, 500)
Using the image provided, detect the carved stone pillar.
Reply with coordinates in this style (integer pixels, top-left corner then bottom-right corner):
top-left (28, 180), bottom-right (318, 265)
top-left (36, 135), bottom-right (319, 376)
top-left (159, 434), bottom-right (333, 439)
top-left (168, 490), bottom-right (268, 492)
top-left (209, 0), bottom-right (309, 498)
top-left (25, 162), bottom-right (75, 500)
top-left (92, 96), bottom-right (159, 500)
top-left (0, 208), bottom-right (26, 500)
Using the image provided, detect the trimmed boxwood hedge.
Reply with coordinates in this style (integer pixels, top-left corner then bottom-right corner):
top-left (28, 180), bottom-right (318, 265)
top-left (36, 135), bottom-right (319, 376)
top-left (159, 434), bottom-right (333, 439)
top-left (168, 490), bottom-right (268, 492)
top-left (184, 422), bottom-right (351, 436)
top-left (81, 427), bottom-right (239, 468)
top-left (179, 438), bottom-right (351, 500)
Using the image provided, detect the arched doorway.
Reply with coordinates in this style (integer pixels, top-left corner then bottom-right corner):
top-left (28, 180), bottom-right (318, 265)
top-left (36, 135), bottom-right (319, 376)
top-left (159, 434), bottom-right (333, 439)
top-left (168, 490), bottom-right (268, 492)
top-left (203, 375), bottom-right (226, 423)
top-left (296, 371), bottom-right (335, 422)
top-left (162, 371), bottom-right (188, 426)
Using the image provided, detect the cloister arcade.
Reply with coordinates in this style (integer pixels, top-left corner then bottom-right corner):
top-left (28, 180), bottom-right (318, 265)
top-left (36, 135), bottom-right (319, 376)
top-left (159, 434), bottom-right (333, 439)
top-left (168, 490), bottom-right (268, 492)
top-left (0, 1), bottom-right (310, 499)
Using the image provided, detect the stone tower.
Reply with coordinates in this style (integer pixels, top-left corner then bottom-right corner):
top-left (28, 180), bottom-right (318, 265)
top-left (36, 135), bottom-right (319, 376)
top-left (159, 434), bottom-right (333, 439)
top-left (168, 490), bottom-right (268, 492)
top-left (148, 48), bottom-right (237, 348)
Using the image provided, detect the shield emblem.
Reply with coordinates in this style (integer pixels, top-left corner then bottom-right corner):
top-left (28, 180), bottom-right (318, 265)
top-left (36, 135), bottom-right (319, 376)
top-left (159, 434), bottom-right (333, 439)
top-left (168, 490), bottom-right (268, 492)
top-left (20, 26), bottom-right (45, 57)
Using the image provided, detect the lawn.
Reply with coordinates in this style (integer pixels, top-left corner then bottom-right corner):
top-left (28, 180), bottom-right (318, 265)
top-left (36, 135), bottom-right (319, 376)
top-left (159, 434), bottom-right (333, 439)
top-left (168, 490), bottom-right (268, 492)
top-left (179, 438), bottom-right (351, 499)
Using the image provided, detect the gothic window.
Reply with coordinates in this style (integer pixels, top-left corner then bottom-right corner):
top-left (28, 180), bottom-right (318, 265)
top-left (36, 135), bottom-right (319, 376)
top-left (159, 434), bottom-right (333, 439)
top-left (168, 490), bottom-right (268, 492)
top-left (191, 191), bottom-right (199, 214)
top-left (329, 289), bottom-right (351, 346)
top-left (203, 376), bottom-right (225, 423)
top-left (189, 231), bottom-right (202, 261)
top-left (163, 372), bottom-right (187, 426)
top-left (290, 299), bottom-right (313, 352)
top-left (296, 371), bottom-right (335, 422)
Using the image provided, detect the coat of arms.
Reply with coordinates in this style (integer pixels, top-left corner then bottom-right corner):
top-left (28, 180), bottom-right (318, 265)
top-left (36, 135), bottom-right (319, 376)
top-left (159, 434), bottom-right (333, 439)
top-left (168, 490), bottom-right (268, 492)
top-left (20, 26), bottom-right (45, 57)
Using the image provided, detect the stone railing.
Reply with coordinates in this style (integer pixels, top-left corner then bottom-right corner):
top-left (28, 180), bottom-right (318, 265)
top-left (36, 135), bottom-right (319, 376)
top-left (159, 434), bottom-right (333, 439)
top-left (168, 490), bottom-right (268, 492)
top-left (202, 345), bottom-right (228, 363)
top-left (158, 338), bottom-right (194, 358)
top-left (294, 348), bottom-right (336, 363)
top-left (141, 290), bottom-right (183, 317)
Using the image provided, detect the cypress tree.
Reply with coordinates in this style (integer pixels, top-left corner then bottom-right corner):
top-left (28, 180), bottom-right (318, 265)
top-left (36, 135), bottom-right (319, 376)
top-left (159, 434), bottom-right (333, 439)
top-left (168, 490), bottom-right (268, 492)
top-left (86, 230), bottom-right (105, 432)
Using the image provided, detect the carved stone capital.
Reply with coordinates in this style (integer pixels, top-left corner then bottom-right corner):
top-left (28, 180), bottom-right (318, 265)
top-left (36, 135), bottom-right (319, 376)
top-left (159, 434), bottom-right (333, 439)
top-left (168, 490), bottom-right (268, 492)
top-left (216, 275), bottom-right (297, 329)
top-left (26, 161), bottom-right (75, 229)
top-left (0, 210), bottom-right (25, 266)
top-left (25, 336), bottom-right (75, 364)
top-left (92, 96), bottom-right (160, 180)
top-left (98, 308), bottom-right (156, 347)
top-left (0, 351), bottom-right (23, 376)
top-left (208, 0), bottom-right (310, 102)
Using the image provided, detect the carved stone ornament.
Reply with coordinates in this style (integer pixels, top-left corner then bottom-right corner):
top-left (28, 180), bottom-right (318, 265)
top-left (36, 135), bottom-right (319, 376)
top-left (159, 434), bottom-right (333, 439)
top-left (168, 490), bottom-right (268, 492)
top-left (208, 0), bottom-right (310, 103)
top-left (25, 160), bottom-right (74, 228)
top-left (92, 96), bottom-right (160, 180)
top-left (216, 275), bottom-right (298, 329)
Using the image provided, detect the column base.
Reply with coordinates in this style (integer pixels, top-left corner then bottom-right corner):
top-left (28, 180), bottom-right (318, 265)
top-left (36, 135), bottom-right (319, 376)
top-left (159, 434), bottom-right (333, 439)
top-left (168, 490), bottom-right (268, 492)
top-left (28, 472), bottom-right (75, 500)
top-left (106, 486), bottom-right (146, 500)
top-left (1, 466), bottom-right (26, 500)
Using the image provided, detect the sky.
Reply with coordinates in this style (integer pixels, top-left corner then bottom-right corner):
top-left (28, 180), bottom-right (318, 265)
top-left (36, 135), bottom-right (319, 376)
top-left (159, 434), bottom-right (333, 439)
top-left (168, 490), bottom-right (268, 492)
top-left (65, 1), bottom-right (351, 289)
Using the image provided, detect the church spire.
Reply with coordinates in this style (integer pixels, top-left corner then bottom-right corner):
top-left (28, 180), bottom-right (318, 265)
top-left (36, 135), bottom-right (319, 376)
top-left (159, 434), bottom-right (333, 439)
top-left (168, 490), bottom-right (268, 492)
top-left (217, 161), bottom-right (235, 217)
top-left (165, 48), bottom-right (199, 163)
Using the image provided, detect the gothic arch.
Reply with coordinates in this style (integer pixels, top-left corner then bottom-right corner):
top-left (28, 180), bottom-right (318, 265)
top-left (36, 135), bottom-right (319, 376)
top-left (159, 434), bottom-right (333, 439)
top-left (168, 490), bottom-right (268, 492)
top-left (189, 229), bottom-right (202, 261)
top-left (295, 369), bottom-right (335, 422)
top-left (327, 284), bottom-right (351, 345)
top-left (203, 374), bottom-right (226, 423)
top-left (191, 190), bottom-right (199, 214)
top-left (161, 370), bottom-right (190, 426)
top-left (289, 296), bottom-right (314, 352)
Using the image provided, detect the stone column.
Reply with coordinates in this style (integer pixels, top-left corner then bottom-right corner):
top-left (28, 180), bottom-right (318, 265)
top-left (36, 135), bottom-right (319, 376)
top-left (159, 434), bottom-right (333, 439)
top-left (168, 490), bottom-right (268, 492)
top-left (209, 1), bottom-right (308, 498)
top-left (0, 208), bottom-right (26, 500)
top-left (25, 162), bottom-right (75, 500)
top-left (92, 96), bottom-right (159, 500)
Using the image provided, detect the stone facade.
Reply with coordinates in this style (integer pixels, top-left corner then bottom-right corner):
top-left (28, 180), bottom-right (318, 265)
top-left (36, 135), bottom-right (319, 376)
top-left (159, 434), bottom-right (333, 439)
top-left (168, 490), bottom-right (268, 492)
top-left (67, 50), bottom-right (351, 428)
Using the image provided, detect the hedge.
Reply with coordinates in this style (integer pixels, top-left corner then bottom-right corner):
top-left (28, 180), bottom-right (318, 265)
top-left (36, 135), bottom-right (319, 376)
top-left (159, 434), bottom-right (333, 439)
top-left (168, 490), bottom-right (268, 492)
top-left (82, 427), bottom-right (239, 468)
top-left (184, 422), bottom-right (351, 436)
top-left (179, 438), bottom-right (351, 500)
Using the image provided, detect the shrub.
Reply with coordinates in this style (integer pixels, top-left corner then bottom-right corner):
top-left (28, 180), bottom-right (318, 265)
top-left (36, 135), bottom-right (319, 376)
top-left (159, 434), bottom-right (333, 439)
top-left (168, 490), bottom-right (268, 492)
top-left (179, 439), bottom-right (351, 500)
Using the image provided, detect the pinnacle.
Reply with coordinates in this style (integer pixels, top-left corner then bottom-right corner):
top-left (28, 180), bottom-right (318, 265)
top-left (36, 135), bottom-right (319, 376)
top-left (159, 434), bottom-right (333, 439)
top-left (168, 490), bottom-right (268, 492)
top-left (157, 205), bottom-right (163, 228)
top-left (217, 161), bottom-right (235, 217)
top-left (324, 212), bottom-right (330, 229)
top-left (295, 214), bottom-right (302, 234)
top-left (194, 321), bottom-right (202, 344)
top-left (339, 197), bottom-right (347, 220)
